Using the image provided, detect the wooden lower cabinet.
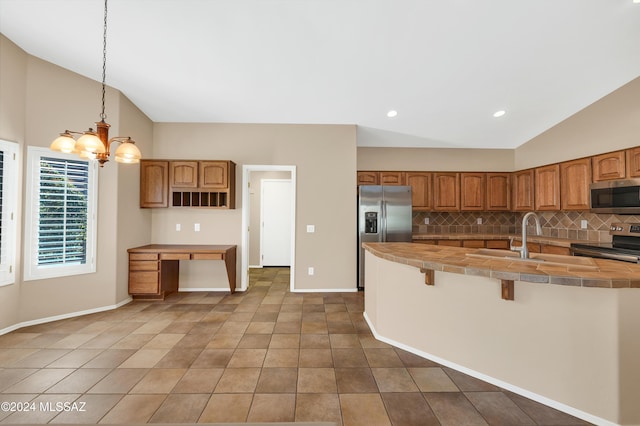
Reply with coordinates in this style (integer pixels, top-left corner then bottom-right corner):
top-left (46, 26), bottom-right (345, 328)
top-left (486, 240), bottom-right (510, 250)
top-left (128, 253), bottom-right (179, 299)
top-left (462, 240), bottom-right (485, 248)
top-left (437, 240), bottom-right (462, 247)
top-left (540, 244), bottom-right (571, 256)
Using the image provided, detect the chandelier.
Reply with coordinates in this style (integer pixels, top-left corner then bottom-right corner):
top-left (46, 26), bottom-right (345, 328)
top-left (50, 0), bottom-right (141, 167)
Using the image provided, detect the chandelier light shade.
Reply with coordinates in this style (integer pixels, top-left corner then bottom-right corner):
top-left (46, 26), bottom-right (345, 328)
top-left (49, 0), bottom-right (141, 167)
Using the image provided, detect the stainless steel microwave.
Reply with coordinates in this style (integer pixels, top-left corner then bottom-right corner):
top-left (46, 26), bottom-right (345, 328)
top-left (590, 179), bottom-right (640, 214)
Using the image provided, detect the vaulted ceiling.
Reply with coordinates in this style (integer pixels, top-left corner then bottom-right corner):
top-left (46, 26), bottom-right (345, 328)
top-left (1, 0), bottom-right (639, 148)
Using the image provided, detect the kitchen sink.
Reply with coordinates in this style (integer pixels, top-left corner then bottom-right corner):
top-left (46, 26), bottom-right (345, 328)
top-left (465, 249), bottom-right (599, 269)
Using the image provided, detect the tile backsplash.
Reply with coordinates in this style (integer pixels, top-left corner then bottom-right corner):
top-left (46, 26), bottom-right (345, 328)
top-left (413, 211), bottom-right (640, 242)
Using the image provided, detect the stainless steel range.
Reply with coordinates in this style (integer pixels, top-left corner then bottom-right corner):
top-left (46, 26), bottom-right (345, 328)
top-left (570, 223), bottom-right (640, 263)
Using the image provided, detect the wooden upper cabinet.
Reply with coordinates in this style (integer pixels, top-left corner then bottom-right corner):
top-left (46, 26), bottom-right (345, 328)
top-left (486, 173), bottom-right (511, 211)
top-left (140, 160), bottom-right (169, 208)
top-left (592, 151), bottom-right (625, 181)
top-left (511, 169), bottom-right (535, 211)
top-left (626, 147), bottom-right (640, 178)
top-left (200, 161), bottom-right (229, 189)
top-left (379, 171), bottom-right (406, 186)
top-left (560, 158), bottom-right (592, 210)
top-left (460, 173), bottom-right (485, 211)
top-left (357, 171), bottom-right (379, 186)
top-left (535, 164), bottom-right (561, 211)
top-left (433, 173), bottom-right (460, 211)
top-left (406, 172), bottom-right (433, 210)
top-left (170, 161), bottom-right (198, 188)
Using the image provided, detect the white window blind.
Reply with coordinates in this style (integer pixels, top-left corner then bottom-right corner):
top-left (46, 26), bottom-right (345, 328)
top-left (0, 140), bottom-right (18, 287)
top-left (24, 147), bottom-right (97, 281)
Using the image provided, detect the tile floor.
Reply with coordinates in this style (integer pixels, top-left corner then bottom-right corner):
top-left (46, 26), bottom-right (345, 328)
top-left (0, 267), bottom-right (590, 425)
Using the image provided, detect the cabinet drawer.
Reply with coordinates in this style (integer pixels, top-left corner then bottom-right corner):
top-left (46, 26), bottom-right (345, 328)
top-left (486, 240), bottom-right (510, 250)
top-left (129, 253), bottom-right (158, 261)
top-left (129, 271), bottom-right (159, 294)
top-left (160, 253), bottom-right (190, 260)
top-left (463, 240), bottom-right (485, 248)
top-left (192, 253), bottom-right (223, 260)
top-left (129, 260), bottom-right (159, 271)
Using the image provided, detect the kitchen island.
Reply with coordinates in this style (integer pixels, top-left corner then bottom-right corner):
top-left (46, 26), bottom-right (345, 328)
top-left (363, 242), bottom-right (640, 426)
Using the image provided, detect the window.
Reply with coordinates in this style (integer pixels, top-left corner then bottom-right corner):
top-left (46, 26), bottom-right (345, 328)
top-left (24, 147), bottom-right (98, 280)
top-left (0, 140), bottom-right (19, 287)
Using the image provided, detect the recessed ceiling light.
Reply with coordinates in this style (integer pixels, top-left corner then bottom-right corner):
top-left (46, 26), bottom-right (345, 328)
top-left (493, 110), bottom-right (506, 118)
top-left (387, 110), bottom-right (398, 118)
top-left (634, 0), bottom-right (640, 4)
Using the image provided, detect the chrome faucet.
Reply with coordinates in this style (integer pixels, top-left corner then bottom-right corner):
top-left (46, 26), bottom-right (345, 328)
top-left (510, 212), bottom-right (542, 259)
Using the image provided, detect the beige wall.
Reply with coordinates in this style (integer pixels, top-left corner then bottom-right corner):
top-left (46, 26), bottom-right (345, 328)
top-left (365, 251), bottom-right (640, 425)
top-left (515, 76), bottom-right (640, 170)
top-left (357, 147), bottom-right (515, 172)
top-left (0, 35), bottom-right (26, 330)
top-left (152, 123), bottom-right (357, 291)
top-left (0, 34), bottom-right (153, 329)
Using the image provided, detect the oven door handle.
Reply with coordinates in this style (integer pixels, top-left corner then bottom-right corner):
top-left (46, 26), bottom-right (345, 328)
top-left (571, 247), bottom-right (640, 263)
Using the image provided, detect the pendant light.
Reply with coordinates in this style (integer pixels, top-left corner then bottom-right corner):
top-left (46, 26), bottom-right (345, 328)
top-left (50, 0), bottom-right (142, 167)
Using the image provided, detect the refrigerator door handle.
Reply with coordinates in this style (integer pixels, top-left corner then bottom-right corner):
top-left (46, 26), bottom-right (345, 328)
top-left (381, 200), bottom-right (387, 241)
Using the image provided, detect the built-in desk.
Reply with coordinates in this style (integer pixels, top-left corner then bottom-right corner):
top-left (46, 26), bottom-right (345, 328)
top-left (127, 244), bottom-right (237, 299)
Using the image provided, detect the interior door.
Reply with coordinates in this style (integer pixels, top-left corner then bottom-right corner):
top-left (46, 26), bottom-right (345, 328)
top-left (261, 179), bottom-right (292, 266)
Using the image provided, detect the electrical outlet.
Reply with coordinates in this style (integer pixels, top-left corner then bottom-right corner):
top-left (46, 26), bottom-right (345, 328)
top-left (194, 223), bottom-right (200, 232)
top-left (424, 217), bottom-right (430, 225)
top-left (477, 217), bottom-right (483, 225)
top-left (581, 220), bottom-right (588, 229)
top-left (176, 223), bottom-right (181, 231)
top-left (308, 267), bottom-right (314, 276)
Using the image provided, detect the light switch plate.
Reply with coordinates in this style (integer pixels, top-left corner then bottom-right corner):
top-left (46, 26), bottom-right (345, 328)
top-left (308, 267), bottom-right (314, 275)
top-left (176, 224), bottom-right (181, 231)
top-left (194, 223), bottom-right (200, 232)
top-left (307, 225), bottom-right (315, 233)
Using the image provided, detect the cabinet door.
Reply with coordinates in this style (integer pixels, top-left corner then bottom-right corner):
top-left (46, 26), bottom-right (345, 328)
top-left (460, 173), bottom-right (485, 211)
top-left (433, 173), bottom-right (460, 211)
top-left (626, 147), bottom-right (640, 178)
top-left (170, 161), bottom-right (198, 188)
top-left (535, 164), bottom-right (560, 211)
top-left (592, 151), bottom-right (625, 181)
top-left (379, 171), bottom-right (405, 186)
top-left (200, 161), bottom-right (229, 189)
top-left (140, 160), bottom-right (169, 208)
top-left (357, 171), bottom-right (379, 185)
top-left (560, 158), bottom-right (591, 211)
top-left (486, 173), bottom-right (511, 211)
top-left (406, 172), bottom-right (432, 210)
top-left (511, 169), bottom-right (535, 211)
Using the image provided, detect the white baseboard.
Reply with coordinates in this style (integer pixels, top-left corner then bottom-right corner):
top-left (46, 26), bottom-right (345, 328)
top-left (362, 311), bottom-right (616, 426)
top-left (178, 287), bottom-right (243, 292)
top-left (291, 287), bottom-right (358, 293)
top-left (0, 297), bottom-right (132, 337)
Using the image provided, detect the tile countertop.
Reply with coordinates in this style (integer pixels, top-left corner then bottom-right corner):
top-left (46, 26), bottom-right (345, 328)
top-left (363, 242), bottom-right (640, 289)
top-left (412, 233), bottom-right (593, 248)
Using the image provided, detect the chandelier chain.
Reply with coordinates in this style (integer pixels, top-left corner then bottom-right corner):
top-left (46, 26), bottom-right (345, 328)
top-left (100, 0), bottom-right (108, 120)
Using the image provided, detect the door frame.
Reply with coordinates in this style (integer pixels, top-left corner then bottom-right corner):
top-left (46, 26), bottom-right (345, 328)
top-left (260, 178), bottom-right (292, 268)
top-left (241, 165), bottom-right (297, 292)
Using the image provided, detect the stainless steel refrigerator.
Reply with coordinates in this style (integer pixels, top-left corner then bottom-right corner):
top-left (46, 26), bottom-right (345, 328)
top-left (358, 185), bottom-right (412, 289)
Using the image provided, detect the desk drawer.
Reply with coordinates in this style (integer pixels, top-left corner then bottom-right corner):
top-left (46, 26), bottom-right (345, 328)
top-left (191, 253), bottom-right (223, 260)
top-left (130, 253), bottom-right (158, 261)
top-left (129, 271), bottom-right (159, 294)
top-left (160, 253), bottom-right (191, 260)
top-left (130, 260), bottom-right (159, 271)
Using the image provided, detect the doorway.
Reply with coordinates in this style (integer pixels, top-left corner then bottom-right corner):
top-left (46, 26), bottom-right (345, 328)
top-left (261, 179), bottom-right (292, 266)
top-left (241, 165), bottom-right (296, 292)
